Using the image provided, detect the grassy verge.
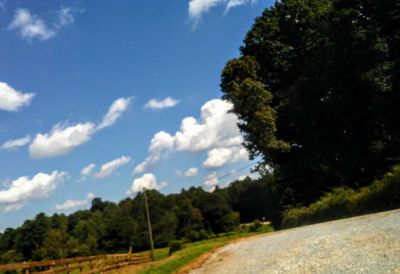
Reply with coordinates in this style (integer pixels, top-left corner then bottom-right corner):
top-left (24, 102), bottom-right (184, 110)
top-left (136, 224), bottom-right (274, 274)
top-left (282, 164), bottom-right (400, 228)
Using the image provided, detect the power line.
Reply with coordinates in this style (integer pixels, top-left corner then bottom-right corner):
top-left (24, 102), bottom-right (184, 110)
top-left (215, 161), bottom-right (257, 181)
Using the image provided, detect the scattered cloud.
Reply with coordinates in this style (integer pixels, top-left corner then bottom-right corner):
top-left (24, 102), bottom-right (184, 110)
top-left (133, 154), bottom-right (160, 174)
top-left (9, 8), bottom-right (55, 40)
top-left (134, 99), bottom-right (248, 173)
top-left (29, 97), bottom-right (131, 159)
top-left (185, 167), bottom-right (198, 177)
top-left (225, 0), bottom-right (256, 13)
top-left (3, 203), bottom-right (25, 213)
top-left (126, 173), bottom-right (167, 196)
top-left (55, 192), bottom-right (95, 212)
top-left (0, 0), bottom-right (6, 12)
top-left (174, 99), bottom-right (242, 152)
top-left (203, 146), bottom-right (248, 168)
top-left (0, 171), bottom-right (66, 212)
top-left (1, 136), bottom-right (31, 150)
top-left (0, 81), bottom-right (35, 112)
top-left (203, 171), bottom-right (218, 191)
top-left (189, 0), bottom-right (222, 25)
top-left (94, 156), bottom-right (130, 179)
top-left (8, 7), bottom-right (76, 41)
top-left (29, 122), bottom-right (95, 158)
top-left (96, 97), bottom-right (132, 130)
top-left (144, 97), bottom-right (179, 110)
top-left (55, 7), bottom-right (74, 28)
top-left (188, 0), bottom-right (258, 27)
top-left (149, 131), bottom-right (175, 153)
top-left (80, 163), bottom-right (96, 176)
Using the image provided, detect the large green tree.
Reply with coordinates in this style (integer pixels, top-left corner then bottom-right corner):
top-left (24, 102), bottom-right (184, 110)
top-left (221, 0), bottom-right (400, 206)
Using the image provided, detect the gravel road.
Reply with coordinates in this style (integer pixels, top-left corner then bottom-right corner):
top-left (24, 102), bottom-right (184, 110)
top-left (190, 209), bottom-right (400, 274)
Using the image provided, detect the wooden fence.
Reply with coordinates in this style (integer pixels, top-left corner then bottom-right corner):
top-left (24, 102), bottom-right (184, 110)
top-left (0, 252), bottom-right (151, 274)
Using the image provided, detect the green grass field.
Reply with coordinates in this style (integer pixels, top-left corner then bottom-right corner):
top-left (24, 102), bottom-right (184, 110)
top-left (138, 224), bottom-right (274, 274)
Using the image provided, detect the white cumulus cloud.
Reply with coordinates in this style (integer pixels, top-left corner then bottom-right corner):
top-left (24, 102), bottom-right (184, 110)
top-left (144, 97), bottom-right (179, 110)
top-left (1, 136), bottom-right (31, 150)
top-left (0, 81), bottom-right (35, 112)
top-left (29, 122), bottom-right (95, 158)
top-left (203, 146), bottom-right (248, 168)
top-left (94, 156), bottom-right (130, 179)
top-left (174, 99), bottom-right (242, 152)
top-left (0, 171), bottom-right (66, 212)
top-left (29, 97), bottom-right (131, 159)
top-left (126, 173), bottom-right (167, 196)
top-left (134, 99), bottom-right (248, 174)
top-left (149, 131), bottom-right (175, 153)
top-left (97, 97), bottom-right (132, 130)
top-left (185, 167), bottom-right (199, 177)
top-left (55, 192), bottom-right (95, 212)
top-left (81, 163), bottom-right (96, 176)
top-left (8, 7), bottom-right (75, 41)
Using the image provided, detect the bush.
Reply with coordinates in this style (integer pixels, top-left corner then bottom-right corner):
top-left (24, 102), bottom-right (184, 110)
top-left (0, 249), bottom-right (23, 264)
top-left (168, 240), bottom-right (184, 256)
top-left (220, 212), bottom-right (240, 232)
top-left (249, 219), bottom-right (263, 232)
top-left (198, 229), bottom-right (210, 240)
top-left (282, 164), bottom-right (400, 228)
top-left (186, 230), bottom-right (200, 242)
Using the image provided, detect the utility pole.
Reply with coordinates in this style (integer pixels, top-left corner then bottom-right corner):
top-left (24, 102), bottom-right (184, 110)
top-left (143, 188), bottom-right (155, 261)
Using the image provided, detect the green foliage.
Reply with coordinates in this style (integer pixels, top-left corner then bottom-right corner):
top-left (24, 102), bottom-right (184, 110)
top-left (220, 212), bottom-right (240, 232)
top-left (228, 174), bottom-right (280, 225)
top-left (185, 230), bottom-right (200, 242)
top-left (248, 219), bottom-right (263, 232)
top-left (0, 176), bottom-right (280, 264)
top-left (0, 249), bottom-right (23, 264)
top-left (154, 211), bottom-right (178, 248)
top-left (35, 229), bottom-right (78, 259)
top-left (168, 240), bottom-right (184, 256)
top-left (282, 164), bottom-right (400, 228)
top-left (221, 0), bottom-right (400, 212)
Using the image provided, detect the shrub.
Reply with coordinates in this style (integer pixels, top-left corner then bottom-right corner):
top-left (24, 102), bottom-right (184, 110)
top-left (186, 230), bottom-right (200, 242)
top-left (249, 219), bottom-right (263, 232)
top-left (282, 164), bottom-right (400, 228)
top-left (0, 249), bottom-right (23, 264)
top-left (220, 212), bottom-right (240, 232)
top-left (198, 229), bottom-right (210, 240)
top-left (168, 240), bottom-right (184, 256)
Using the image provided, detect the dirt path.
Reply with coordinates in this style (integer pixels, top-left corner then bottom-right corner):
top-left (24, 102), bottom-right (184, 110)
top-left (190, 209), bottom-right (400, 274)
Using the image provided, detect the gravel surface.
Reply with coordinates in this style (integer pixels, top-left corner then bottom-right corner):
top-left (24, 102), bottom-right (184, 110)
top-left (190, 209), bottom-right (400, 274)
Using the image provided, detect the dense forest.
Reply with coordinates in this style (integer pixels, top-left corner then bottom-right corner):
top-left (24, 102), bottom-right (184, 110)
top-left (0, 176), bottom-right (276, 263)
top-left (1, 0), bottom-right (399, 264)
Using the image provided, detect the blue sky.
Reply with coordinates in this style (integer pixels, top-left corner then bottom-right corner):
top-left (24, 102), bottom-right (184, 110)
top-left (0, 0), bottom-right (272, 230)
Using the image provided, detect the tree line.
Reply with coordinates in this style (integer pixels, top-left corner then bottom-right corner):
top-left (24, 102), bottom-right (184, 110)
top-left (0, 175), bottom-right (276, 263)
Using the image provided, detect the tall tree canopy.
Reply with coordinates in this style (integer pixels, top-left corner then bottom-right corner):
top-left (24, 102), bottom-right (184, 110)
top-left (221, 0), bottom-right (400, 206)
